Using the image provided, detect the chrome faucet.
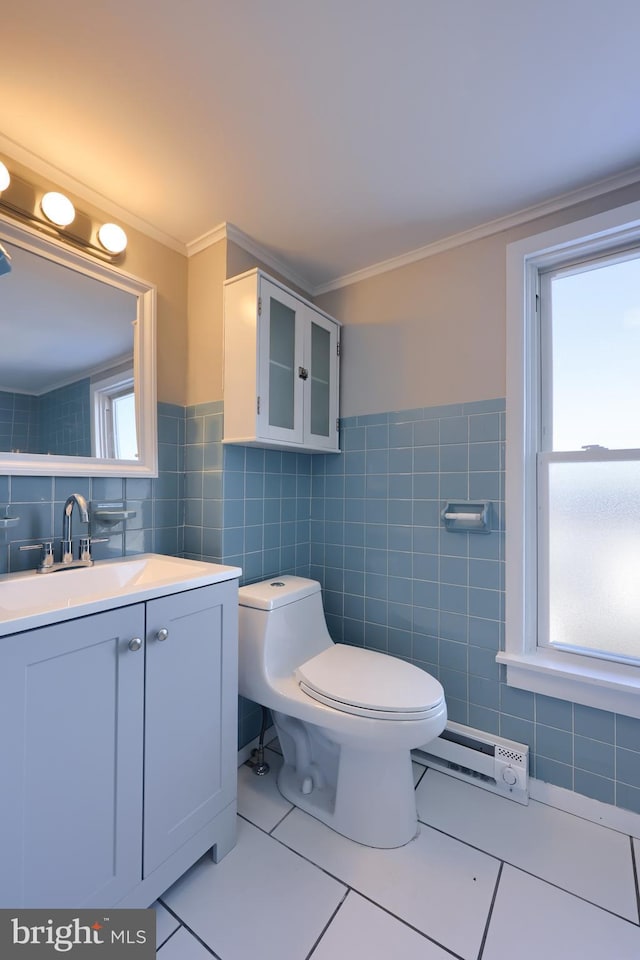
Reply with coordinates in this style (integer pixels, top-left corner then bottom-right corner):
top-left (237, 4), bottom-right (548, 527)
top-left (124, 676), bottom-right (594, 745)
top-left (61, 493), bottom-right (90, 564)
top-left (20, 492), bottom-right (109, 573)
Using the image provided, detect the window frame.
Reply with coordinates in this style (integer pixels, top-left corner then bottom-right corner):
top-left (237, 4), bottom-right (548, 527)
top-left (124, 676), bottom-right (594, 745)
top-left (500, 198), bottom-right (640, 720)
top-left (91, 367), bottom-right (137, 461)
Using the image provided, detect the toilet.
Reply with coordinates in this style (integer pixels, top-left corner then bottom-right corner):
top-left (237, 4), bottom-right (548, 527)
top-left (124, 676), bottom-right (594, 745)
top-left (238, 575), bottom-right (447, 848)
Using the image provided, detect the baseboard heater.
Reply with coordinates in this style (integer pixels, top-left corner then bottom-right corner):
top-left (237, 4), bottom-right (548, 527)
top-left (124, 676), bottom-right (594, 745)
top-left (414, 721), bottom-right (529, 804)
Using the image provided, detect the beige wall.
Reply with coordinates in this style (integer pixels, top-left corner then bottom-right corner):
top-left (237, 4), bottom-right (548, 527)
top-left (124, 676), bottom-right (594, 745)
top-left (186, 238), bottom-right (227, 406)
top-left (3, 157), bottom-right (189, 406)
top-left (315, 181), bottom-right (640, 419)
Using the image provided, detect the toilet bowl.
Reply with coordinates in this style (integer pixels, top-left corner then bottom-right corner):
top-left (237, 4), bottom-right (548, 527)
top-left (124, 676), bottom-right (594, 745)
top-left (238, 576), bottom-right (447, 848)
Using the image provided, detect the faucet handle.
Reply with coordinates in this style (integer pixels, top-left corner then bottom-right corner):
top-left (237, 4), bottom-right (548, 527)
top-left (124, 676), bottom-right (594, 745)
top-left (79, 536), bottom-right (109, 562)
top-left (20, 541), bottom-right (54, 569)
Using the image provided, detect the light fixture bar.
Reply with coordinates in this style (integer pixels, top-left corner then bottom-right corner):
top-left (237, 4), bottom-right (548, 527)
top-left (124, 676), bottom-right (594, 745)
top-left (0, 162), bottom-right (128, 262)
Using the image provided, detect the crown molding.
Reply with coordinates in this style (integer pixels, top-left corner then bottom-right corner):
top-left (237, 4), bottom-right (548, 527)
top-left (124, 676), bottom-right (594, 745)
top-left (188, 221), bottom-right (313, 293)
top-left (312, 163), bottom-right (640, 295)
top-left (186, 222), bottom-right (228, 256)
top-left (0, 134), bottom-right (187, 255)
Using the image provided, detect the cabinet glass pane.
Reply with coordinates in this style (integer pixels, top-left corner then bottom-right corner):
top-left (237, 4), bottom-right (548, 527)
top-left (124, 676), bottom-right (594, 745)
top-left (544, 459), bottom-right (640, 662)
top-left (268, 297), bottom-right (295, 430)
top-left (310, 321), bottom-right (330, 437)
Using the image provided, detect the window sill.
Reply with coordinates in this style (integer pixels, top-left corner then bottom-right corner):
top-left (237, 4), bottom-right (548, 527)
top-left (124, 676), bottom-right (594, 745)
top-left (496, 649), bottom-right (640, 719)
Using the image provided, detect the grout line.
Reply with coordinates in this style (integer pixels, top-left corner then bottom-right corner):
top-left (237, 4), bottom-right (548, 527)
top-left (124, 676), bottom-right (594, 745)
top-left (353, 889), bottom-right (467, 960)
top-left (304, 887), bottom-right (351, 960)
top-left (242, 786), bottom-right (634, 953)
top-left (416, 811), bottom-right (640, 927)
top-left (528, 788), bottom-right (639, 840)
top-left (237, 809), bottom-right (354, 894)
top-left (268, 804), bottom-right (296, 835)
top-left (476, 861), bottom-right (503, 960)
top-left (155, 922), bottom-right (182, 953)
top-left (413, 762), bottom-right (428, 790)
top-left (157, 898), bottom-right (181, 924)
top-left (630, 836), bottom-right (640, 925)
top-left (267, 816), bottom-right (468, 960)
top-left (155, 909), bottom-right (223, 959)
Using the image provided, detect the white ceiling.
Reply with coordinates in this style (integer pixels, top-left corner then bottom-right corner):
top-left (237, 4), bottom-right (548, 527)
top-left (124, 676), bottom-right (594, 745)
top-left (2, 0), bottom-right (640, 292)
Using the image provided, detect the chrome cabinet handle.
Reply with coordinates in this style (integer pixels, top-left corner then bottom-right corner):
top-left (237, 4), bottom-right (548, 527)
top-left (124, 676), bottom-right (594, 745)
top-left (128, 637), bottom-right (143, 652)
top-left (156, 628), bottom-right (169, 642)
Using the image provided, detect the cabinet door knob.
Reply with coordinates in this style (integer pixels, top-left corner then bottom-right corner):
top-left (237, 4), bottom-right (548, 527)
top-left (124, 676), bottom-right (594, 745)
top-left (128, 637), bottom-right (143, 652)
top-left (156, 628), bottom-right (169, 642)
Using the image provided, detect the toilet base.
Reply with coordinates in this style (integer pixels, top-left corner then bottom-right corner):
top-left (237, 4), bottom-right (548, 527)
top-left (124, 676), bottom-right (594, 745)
top-left (276, 742), bottom-right (419, 849)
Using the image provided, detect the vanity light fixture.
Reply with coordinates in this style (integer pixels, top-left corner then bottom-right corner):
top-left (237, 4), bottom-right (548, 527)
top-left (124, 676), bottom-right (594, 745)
top-left (97, 222), bottom-right (128, 254)
top-left (0, 158), bottom-right (128, 262)
top-left (40, 191), bottom-right (76, 227)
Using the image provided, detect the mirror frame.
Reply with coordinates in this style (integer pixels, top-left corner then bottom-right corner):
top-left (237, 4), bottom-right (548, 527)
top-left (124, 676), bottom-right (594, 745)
top-left (0, 212), bottom-right (157, 477)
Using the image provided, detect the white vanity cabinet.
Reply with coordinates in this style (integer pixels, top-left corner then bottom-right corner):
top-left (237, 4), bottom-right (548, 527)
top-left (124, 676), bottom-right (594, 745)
top-left (223, 269), bottom-right (341, 452)
top-left (0, 577), bottom-right (238, 909)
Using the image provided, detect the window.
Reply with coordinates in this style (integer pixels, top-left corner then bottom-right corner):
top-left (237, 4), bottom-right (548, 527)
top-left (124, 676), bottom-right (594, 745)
top-left (91, 368), bottom-right (138, 460)
top-left (501, 199), bottom-right (640, 719)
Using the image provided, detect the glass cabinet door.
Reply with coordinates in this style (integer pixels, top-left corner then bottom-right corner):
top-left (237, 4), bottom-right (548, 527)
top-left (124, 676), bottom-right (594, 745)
top-left (268, 297), bottom-right (296, 430)
top-left (305, 311), bottom-right (339, 450)
top-left (258, 279), bottom-right (305, 444)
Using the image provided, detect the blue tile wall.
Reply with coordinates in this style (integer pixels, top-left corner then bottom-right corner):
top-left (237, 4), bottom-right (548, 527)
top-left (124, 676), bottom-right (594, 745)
top-left (182, 400), bottom-right (313, 747)
top-left (38, 379), bottom-right (91, 457)
top-left (0, 391), bottom-right (39, 453)
top-left (0, 401), bottom-right (184, 575)
top-left (0, 381), bottom-right (92, 456)
top-left (306, 398), bottom-right (640, 816)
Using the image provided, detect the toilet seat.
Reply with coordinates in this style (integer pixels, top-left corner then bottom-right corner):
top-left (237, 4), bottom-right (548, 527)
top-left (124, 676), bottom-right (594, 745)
top-left (296, 644), bottom-right (444, 721)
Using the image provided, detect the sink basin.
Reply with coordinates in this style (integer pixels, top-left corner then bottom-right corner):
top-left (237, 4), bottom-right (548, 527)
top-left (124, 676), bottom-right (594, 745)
top-left (0, 553), bottom-right (241, 636)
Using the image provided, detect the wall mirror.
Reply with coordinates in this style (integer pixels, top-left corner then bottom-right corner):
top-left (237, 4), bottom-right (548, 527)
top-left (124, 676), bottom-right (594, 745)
top-left (0, 213), bottom-right (157, 477)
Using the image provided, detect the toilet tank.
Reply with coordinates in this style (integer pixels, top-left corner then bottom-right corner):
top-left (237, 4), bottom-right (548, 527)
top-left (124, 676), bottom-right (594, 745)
top-left (238, 577), bottom-right (333, 693)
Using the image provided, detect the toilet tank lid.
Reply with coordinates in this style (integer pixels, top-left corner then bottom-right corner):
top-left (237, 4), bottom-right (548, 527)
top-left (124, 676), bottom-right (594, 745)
top-left (238, 575), bottom-right (321, 611)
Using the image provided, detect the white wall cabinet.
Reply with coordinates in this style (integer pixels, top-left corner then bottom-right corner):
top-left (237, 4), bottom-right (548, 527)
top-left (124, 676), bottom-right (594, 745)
top-left (0, 579), bottom-right (238, 909)
top-left (224, 269), bottom-right (341, 452)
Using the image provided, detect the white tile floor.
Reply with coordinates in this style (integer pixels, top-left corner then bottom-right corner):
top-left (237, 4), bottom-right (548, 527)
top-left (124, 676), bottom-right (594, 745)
top-left (155, 745), bottom-right (640, 959)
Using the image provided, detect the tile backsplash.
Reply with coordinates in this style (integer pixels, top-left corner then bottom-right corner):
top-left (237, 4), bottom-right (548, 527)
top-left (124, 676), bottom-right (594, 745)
top-left (0, 401), bottom-right (184, 574)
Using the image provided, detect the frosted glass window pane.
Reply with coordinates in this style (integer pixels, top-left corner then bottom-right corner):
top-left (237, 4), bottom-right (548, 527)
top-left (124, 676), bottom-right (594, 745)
top-left (550, 255), bottom-right (640, 450)
top-left (268, 298), bottom-right (295, 429)
top-left (545, 460), bottom-right (640, 662)
top-left (310, 322), bottom-right (330, 436)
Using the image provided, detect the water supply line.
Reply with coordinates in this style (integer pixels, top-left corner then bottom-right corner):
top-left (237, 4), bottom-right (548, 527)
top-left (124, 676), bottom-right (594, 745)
top-left (246, 705), bottom-right (270, 776)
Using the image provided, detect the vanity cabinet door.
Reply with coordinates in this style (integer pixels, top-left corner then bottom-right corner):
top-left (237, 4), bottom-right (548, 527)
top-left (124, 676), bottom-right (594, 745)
top-left (143, 581), bottom-right (238, 876)
top-left (0, 605), bottom-right (145, 908)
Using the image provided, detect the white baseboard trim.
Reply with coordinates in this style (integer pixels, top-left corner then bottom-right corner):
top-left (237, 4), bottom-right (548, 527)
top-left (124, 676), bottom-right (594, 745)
top-left (237, 725), bottom-right (276, 767)
top-left (529, 777), bottom-right (640, 838)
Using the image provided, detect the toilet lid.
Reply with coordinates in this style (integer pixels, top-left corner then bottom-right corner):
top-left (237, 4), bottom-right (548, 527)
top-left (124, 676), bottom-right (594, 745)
top-left (296, 644), bottom-right (444, 719)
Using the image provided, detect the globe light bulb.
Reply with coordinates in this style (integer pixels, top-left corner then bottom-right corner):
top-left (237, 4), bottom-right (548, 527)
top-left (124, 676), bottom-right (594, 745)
top-left (98, 222), bottom-right (128, 254)
top-left (40, 191), bottom-right (75, 227)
